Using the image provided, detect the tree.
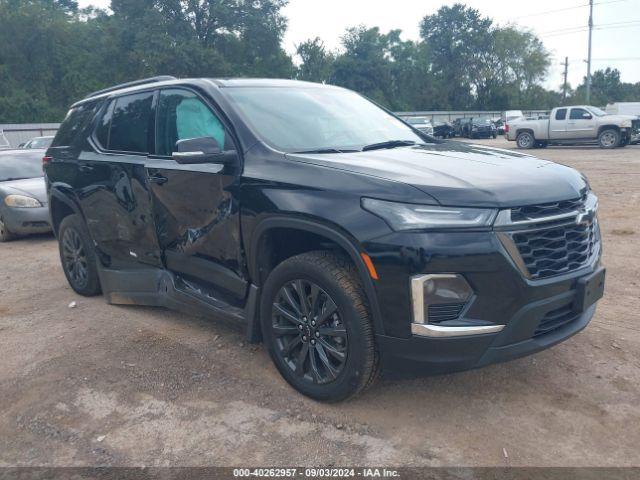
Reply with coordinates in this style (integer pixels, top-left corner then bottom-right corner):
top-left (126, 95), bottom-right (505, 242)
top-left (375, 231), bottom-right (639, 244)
top-left (572, 68), bottom-right (640, 105)
top-left (295, 38), bottom-right (334, 83)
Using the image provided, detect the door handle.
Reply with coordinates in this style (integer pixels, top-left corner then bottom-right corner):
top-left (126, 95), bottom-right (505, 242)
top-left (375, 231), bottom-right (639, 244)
top-left (148, 174), bottom-right (168, 185)
top-left (78, 164), bottom-right (94, 173)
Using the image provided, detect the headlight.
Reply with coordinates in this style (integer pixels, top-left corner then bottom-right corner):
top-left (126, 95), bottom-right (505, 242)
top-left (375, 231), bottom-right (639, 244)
top-left (4, 194), bottom-right (42, 208)
top-left (362, 198), bottom-right (497, 231)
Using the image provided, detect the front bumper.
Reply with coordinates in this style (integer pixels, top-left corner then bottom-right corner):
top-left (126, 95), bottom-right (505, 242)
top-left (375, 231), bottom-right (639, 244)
top-left (363, 213), bottom-right (603, 374)
top-left (1, 205), bottom-right (51, 235)
top-left (377, 290), bottom-right (597, 374)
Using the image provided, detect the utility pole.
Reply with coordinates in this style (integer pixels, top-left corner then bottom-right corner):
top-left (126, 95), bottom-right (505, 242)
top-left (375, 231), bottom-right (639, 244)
top-left (561, 57), bottom-right (569, 103)
top-left (586, 0), bottom-right (594, 104)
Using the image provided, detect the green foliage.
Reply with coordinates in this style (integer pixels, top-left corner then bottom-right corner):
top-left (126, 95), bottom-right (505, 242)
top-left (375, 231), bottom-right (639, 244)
top-left (573, 68), bottom-right (640, 106)
top-left (1, 0), bottom-right (638, 123)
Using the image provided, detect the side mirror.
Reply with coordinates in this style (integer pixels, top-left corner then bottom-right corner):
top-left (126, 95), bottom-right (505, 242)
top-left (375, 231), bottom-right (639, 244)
top-left (582, 113), bottom-right (592, 119)
top-left (172, 137), bottom-right (237, 165)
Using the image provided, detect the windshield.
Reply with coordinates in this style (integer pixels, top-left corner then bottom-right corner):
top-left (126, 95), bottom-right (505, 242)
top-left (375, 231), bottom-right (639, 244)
top-left (26, 137), bottom-right (53, 149)
top-left (0, 151), bottom-right (44, 181)
top-left (588, 106), bottom-right (607, 117)
top-left (407, 117), bottom-right (427, 125)
top-left (224, 87), bottom-right (424, 152)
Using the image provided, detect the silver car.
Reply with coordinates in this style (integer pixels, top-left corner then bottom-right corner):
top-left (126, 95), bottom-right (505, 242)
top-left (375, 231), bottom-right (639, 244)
top-left (405, 116), bottom-right (434, 136)
top-left (0, 149), bottom-right (51, 241)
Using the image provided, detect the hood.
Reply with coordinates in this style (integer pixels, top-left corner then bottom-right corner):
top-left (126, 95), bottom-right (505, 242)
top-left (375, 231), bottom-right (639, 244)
top-left (0, 177), bottom-right (47, 204)
top-left (287, 142), bottom-right (587, 208)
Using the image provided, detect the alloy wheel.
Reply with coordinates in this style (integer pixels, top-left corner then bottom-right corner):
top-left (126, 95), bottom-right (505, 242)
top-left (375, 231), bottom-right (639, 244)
top-left (600, 132), bottom-right (617, 148)
top-left (271, 279), bottom-right (348, 385)
top-left (61, 227), bottom-right (89, 288)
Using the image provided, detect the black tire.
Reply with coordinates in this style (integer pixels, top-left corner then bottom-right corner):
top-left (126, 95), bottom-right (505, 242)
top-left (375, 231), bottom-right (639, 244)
top-left (619, 136), bottom-right (630, 147)
top-left (260, 251), bottom-right (380, 402)
top-left (58, 214), bottom-right (101, 296)
top-left (0, 215), bottom-right (16, 242)
top-left (516, 131), bottom-right (535, 149)
top-left (598, 129), bottom-right (620, 149)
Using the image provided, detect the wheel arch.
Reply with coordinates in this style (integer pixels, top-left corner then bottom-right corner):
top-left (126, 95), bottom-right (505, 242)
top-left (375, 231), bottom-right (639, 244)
top-left (248, 216), bottom-right (385, 336)
top-left (516, 128), bottom-right (535, 138)
top-left (49, 189), bottom-right (82, 237)
top-left (597, 124), bottom-right (621, 136)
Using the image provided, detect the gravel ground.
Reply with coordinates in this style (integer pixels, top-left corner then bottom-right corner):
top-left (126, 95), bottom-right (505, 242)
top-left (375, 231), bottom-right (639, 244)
top-left (0, 139), bottom-right (639, 467)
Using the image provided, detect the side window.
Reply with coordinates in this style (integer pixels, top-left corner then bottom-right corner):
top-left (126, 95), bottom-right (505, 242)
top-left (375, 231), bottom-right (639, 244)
top-left (570, 108), bottom-right (589, 120)
top-left (108, 92), bottom-right (154, 153)
top-left (155, 89), bottom-right (232, 157)
top-left (52, 100), bottom-right (100, 148)
top-left (555, 108), bottom-right (567, 121)
top-left (95, 100), bottom-right (114, 149)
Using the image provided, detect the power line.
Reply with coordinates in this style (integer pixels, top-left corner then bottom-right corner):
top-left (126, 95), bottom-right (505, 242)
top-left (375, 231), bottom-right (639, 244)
top-left (540, 21), bottom-right (640, 37)
top-left (514, 0), bottom-right (631, 19)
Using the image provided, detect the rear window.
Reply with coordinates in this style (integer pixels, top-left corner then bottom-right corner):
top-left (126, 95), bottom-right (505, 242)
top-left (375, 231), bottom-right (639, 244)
top-left (52, 101), bottom-right (100, 148)
top-left (106, 92), bottom-right (154, 153)
top-left (0, 151), bottom-right (44, 181)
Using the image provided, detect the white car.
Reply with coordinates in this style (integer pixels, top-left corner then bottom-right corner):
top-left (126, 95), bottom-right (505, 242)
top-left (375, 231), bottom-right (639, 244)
top-left (404, 116), bottom-right (434, 136)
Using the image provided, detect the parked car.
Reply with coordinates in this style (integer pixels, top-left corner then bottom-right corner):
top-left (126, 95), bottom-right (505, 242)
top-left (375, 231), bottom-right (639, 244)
top-left (493, 119), bottom-right (506, 135)
top-left (461, 118), bottom-right (496, 139)
top-left (0, 149), bottom-right (51, 241)
top-left (506, 105), bottom-right (638, 149)
top-left (19, 136), bottom-right (54, 150)
top-left (452, 118), bottom-right (465, 137)
top-left (45, 77), bottom-right (605, 401)
top-left (404, 116), bottom-right (434, 136)
top-left (432, 121), bottom-right (455, 139)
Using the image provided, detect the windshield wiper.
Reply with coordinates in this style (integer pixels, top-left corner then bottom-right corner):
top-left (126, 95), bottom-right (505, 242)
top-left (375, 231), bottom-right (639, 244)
top-left (1, 177), bottom-right (31, 182)
top-left (361, 140), bottom-right (418, 151)
top-left (294, 148), bottom-right (358, 154)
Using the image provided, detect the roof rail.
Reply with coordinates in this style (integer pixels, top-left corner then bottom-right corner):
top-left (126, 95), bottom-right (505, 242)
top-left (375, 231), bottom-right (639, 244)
top-left (84, 76), bottom-right (177, 99)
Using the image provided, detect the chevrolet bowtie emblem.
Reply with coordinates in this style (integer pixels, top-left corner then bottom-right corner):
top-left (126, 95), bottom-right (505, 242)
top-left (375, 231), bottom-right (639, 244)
top-left (576, 209), bottom-right (595, 226)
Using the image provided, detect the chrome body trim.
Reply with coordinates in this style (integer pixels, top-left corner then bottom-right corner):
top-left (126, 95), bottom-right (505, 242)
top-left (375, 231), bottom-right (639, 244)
top-left (411, 323), bottom-right (505, 338)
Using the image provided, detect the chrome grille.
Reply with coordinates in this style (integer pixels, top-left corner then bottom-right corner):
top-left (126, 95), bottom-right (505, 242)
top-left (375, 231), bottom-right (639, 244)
top-left (497, 192), bottom-right (601, 280)
top-left (510, 195), bottom-right (586, 222)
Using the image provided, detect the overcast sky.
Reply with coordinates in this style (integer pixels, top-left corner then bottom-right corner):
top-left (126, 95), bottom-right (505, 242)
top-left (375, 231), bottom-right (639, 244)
top-left (78, 0), bottom-right (640, 90)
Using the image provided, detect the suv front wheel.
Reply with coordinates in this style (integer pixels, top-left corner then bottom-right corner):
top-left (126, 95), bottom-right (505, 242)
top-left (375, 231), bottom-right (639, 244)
top-left (260, 251), bottom-right (380, 402)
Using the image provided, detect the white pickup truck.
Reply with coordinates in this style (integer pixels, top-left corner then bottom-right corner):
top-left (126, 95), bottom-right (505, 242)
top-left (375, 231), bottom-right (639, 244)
top-left (506, 105), bottom-right (639, 149)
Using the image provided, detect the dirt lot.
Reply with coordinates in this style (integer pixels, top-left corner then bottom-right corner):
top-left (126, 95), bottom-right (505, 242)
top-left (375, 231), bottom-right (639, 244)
top-left (1, 139), bottom-right (639, 467)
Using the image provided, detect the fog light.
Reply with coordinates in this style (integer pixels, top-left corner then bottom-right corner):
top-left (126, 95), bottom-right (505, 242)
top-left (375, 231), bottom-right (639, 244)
top-left (411, 274), bottom-right (473, 324)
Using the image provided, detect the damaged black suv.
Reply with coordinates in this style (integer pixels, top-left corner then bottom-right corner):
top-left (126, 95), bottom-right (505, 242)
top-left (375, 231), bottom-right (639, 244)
top-left (45, 77), bottom-right (605, 401)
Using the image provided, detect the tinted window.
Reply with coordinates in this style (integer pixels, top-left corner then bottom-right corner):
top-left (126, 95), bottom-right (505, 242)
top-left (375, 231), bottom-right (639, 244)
top-left (155, 89), bottom-right (231, 156)
top-left (108, 92), bottom-right (154, 153)
top-left (555, 109), bottom-right (567, 120)
top-left (0, 151), bottom-right (44, 181)
top-left (95, 100), bottom-right (114, 149)
top-left (570, 108), bottom-right (590, 120)
top-left (53, 101), bottom-right (100, 148)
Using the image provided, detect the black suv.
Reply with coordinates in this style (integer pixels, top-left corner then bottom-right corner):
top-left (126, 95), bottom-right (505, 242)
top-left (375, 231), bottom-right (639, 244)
top-left (45, 77), bottom-right (605, 401)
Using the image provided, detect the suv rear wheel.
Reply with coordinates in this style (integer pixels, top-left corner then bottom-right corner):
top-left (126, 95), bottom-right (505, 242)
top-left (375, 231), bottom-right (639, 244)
top-left (598, 129), bottom-right (620, 149)
top-left (58, 214), bottom-right (101, 296)
top-left (516, 131), bottom-right (535, 149)
top-left (260, 251), bottom-right (379, 402)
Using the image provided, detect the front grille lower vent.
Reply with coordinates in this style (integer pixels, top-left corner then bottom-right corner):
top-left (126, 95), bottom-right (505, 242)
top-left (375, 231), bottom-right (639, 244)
top-left (512, 221), bottom-right (598, 279)
top-left (428, 303), bottom-right (466, 323)
top-left (534, 304), bottom-right (579, 337)
top-left (511, 195), bottom-right (586, 222)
